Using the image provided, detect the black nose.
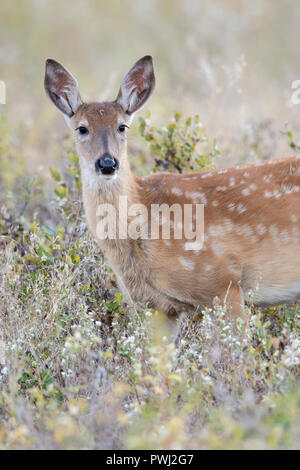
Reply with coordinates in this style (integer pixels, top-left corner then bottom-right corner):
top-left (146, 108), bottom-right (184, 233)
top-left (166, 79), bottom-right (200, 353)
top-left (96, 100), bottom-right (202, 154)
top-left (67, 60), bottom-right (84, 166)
top-left (95, 154), bottom-right (119, 175)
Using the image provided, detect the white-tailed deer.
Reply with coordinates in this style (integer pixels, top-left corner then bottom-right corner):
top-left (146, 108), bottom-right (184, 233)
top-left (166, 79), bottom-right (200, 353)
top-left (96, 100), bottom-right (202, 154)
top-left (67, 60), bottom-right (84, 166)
top-left (45, 56), bottom-right (300, 325)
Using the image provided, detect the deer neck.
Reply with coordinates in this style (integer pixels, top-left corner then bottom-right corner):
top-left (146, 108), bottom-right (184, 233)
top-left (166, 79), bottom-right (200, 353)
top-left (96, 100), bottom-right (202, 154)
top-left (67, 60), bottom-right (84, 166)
top-left (81, 157), bottom-right (143, 267)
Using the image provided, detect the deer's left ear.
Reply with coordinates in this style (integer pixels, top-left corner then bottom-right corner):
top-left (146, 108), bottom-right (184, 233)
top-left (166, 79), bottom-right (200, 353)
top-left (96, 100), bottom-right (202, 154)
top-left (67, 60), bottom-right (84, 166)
top-left (116, 55), bottom-right (155, 115)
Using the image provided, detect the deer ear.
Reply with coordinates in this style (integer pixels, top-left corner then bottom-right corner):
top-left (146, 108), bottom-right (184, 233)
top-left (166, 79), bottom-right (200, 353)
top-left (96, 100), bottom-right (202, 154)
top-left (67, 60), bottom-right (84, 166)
top-left (116, 55), bottom-right (155, 115)
top-left (44, 59), bottom-right (82, 117)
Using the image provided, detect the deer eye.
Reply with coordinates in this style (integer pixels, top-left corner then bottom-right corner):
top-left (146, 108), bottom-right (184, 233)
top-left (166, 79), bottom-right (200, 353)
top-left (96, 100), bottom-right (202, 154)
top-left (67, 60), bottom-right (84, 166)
top-left (118, 124), bottom-right (128, 133)
top-left (76, 126), bottom-right (89, 135)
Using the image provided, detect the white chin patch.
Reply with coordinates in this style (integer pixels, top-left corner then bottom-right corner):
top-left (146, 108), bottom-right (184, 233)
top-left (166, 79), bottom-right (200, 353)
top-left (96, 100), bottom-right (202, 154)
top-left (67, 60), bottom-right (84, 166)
top-left (100, 173), bottom-right (118, 181)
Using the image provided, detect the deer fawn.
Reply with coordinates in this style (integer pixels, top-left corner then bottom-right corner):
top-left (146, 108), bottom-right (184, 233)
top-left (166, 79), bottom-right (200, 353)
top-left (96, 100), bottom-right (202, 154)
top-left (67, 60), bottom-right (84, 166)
top-left (45, 55), bottom-right (300, 326)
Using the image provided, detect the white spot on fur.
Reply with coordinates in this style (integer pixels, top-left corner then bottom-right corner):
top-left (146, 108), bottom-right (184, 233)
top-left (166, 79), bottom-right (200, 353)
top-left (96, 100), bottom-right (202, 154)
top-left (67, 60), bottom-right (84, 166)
top-left (224, 219), bottom-right (234, 232)
top-left (227, 202), bottom-right (235, 211)
top-left (212, 200), bottom-right (219, 207)
top-left (179, 256), bottom-right (195, 271)
top-left (237, 203), bottom-right (246, 214)
top-left (280, 229), bottom-right (290, 243)
top-left (184, 241), bottom-right (203, 252)
top-left (242, 184), bottom-right (257, 196)
top-left (199, 193), bottom-right (208, 205)
top-left (235, 224), bottom-right (252, 237)
top-left (186, 191), bottom-right (207, 204)
top-left (209, 224), bottom-right (223, 237)
top-left (171, 187), bottom-right (183, 196)
top-left (257, 224), bottom-right (266, 235)
top-left (263, 174), bottom-right (272, 183)
top-left (242, 188), bottom-right (250, 196)
top-left (216, 186), bottom-right (227, 191)
top-left (292, 226), bottom-right (300, 237)
top-left (269, 224), bottom-right (279, 240)
top-left (212, 241), bottom-right (226, 257)
top-left (201, 172), bottom-right (213, 179)
top-left (265, 188), bottom-right (284, 199)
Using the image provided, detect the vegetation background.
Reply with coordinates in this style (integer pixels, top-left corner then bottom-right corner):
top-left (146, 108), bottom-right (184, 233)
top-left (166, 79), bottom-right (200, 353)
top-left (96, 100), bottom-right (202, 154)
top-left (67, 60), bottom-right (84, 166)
top-left (1, 0), bottom-right (300, 449)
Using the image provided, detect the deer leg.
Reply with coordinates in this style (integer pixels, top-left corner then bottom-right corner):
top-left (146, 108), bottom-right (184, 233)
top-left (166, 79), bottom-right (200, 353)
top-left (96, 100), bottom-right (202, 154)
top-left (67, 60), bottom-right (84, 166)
top-left (221, 281), bottom-right (248, 327)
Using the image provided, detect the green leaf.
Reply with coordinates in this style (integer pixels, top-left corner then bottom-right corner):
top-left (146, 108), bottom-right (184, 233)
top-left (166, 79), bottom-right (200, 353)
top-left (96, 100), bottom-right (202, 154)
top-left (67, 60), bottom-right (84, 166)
top-left (174, 111), bottom-right (182, 122)
top-left (42, 225), bottom-right (56, 236)
top-left (72, 254), bottom-right (81, 264)
top-left (115, 292), bottom-right (123, 304)
top-left (54, 184), bottom-right (68, 199)
top-left (49, 167), bottom-right (61, 182)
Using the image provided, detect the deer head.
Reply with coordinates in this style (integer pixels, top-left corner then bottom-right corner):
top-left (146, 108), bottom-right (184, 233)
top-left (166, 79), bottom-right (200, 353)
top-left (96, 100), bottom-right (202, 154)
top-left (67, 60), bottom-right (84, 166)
top-left (44, 56), bottom-right (155, 191)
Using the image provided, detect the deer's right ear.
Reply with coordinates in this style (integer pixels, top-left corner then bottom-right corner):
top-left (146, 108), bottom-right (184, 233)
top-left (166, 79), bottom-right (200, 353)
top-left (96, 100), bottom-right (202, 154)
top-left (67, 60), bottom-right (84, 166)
top-left (44, 59), bottom-right (82, 118)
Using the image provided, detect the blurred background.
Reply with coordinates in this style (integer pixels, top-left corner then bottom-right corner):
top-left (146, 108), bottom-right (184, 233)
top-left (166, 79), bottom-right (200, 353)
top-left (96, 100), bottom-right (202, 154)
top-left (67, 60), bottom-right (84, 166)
top-left (1, 0), bottom-right (300, 181)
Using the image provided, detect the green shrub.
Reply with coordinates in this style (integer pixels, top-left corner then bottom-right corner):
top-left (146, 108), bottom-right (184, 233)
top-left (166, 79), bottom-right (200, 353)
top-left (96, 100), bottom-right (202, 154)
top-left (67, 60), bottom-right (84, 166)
top-left (139, 112), bottom-right (219, 173)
